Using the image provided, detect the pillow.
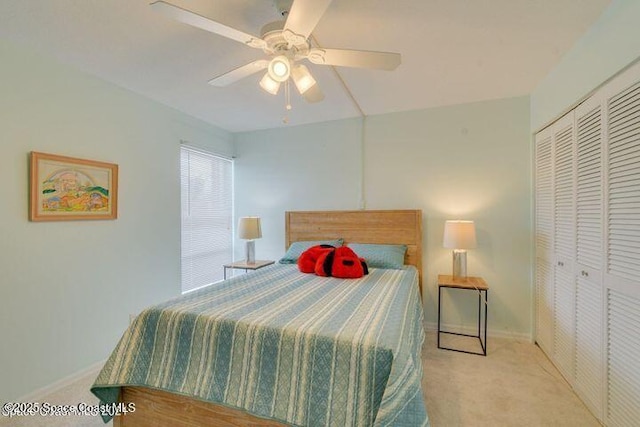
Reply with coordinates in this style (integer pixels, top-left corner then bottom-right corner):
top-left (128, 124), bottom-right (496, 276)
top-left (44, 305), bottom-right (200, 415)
top-left (279, 239), bottom-right (343, 264)
top-left (346, 243), bottom-right (407, 269)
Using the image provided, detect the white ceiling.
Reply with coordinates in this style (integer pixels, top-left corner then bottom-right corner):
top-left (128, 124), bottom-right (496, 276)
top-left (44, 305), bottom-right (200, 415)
top-left (0, 0), bottom-right (612, 132)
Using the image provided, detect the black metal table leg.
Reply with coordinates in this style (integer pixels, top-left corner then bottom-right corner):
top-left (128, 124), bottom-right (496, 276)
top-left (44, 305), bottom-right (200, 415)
top-left (477, 290), bottom-right (481, 339)
top-left (437, 282), bottom-right (488, 356)
top-left (484, 289), bottom-right (488, 356)
top-left (437, 285), bottom-right (442, 349)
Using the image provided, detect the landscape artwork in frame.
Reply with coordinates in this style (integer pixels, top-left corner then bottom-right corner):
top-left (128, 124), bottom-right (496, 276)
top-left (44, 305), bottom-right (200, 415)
top-left (29, 152), bottom-right (118, 221)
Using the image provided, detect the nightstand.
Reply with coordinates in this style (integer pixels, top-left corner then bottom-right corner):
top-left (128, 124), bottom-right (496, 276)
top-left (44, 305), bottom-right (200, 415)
top-left (223, 260), bottom-right (274, 280)
top-left (437, 274), bottom-right (488, 356)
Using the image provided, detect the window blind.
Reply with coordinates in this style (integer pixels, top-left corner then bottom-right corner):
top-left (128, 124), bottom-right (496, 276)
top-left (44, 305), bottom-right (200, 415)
top-left (180, 146), bottom-right (233, 293)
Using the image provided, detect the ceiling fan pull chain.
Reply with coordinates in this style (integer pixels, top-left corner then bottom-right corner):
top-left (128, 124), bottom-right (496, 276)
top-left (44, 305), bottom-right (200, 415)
top-left (283, 80), bottom-right (292, 124)
top-left (285, 80), bottom-right (292, 111)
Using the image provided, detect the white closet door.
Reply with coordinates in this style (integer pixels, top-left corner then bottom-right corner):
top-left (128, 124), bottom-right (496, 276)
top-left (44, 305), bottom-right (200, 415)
top-left (553, 112), bottom-right (576, 382)
top-left (606, 78), bottom-right (640, 285)
top-left (574, 95), bottom-right (605, 420)
top-left (576, 103), bottom-right (604, 272)
top-left (603, 61), bottom-right (640, 427)
top-left (535, 127), bottom-right (554, 354)
top-left (534, 58), bottom-right (640, 427)
top-left (607, 291), bottom-right (640, 427)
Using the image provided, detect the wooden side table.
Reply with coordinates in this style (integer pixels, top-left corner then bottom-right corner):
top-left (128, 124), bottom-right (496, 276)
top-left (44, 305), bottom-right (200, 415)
top-left (223, 260), bottom-right (274, 280)
top-left (437, 274), bottom-right (489, 356)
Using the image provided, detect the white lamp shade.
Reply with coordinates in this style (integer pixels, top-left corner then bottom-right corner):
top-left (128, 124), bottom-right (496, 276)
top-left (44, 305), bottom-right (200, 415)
top-left (259, 73), bottom-right (280, 95)
top-left (238, 217), bottom-right (262, 240)
top-left (291, 64), bottom-right (317, 95)
top-left (443, 220), bottom-right (477, 249)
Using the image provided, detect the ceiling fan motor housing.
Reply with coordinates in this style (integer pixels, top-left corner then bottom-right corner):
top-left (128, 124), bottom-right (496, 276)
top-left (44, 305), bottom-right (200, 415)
top-left (260, 20), bottom-right (309, 60)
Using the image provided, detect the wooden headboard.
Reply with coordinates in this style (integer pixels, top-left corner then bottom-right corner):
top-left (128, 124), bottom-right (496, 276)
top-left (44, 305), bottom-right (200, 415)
top-left (285, 210), bottom-right (423, 292)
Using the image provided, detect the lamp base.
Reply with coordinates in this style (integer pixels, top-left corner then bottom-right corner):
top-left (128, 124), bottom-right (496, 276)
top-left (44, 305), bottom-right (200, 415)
top-left (245, 240), bottom-right (256, 264)
top-left (452, 250), bottom-right (467, 280)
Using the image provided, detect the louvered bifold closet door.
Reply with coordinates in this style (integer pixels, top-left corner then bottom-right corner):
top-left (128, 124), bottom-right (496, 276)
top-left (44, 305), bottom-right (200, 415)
top-left (574, 97), bottom-right (604, 421)
top-left (607, 292), bottom-right (640, 427)
top-left (535, 128), bottom-right (554, 354)
top-left (552, 112), bottom-right (576, 382)
top-left (603, 61), bottom-right (640, 427)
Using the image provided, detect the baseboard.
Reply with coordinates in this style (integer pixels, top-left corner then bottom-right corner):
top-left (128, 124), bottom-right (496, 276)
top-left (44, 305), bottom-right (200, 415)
top-left (424, 321), bottom-right (532, 342)
top-left (18, 360), bottom-right (105, 402)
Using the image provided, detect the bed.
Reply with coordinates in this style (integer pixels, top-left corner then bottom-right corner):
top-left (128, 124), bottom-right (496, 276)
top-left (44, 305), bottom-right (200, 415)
top-left (91, 210), bottom-right (427, 426)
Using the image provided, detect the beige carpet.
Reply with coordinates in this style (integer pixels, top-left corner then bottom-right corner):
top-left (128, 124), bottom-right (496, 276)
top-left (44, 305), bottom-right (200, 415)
top-left (424, 331), bottom-right (601, 427)
top-left (1, 331), bottom-right (600, 426)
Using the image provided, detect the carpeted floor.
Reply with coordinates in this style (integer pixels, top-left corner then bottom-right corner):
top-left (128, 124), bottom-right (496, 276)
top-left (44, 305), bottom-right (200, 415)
top-left (423, 331), bottom-right (601, 427)
top-left (1, 331), bottom-right (600, 426)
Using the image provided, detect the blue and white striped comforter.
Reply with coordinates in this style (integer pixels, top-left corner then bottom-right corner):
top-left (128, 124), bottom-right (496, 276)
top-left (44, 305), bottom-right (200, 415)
top-left (91, 264), bottom-right (429, 426)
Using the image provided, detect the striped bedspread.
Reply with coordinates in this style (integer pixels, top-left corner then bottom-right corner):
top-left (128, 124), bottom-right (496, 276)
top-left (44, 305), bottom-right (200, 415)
top-left (91, 264), bottom-right (429, 426)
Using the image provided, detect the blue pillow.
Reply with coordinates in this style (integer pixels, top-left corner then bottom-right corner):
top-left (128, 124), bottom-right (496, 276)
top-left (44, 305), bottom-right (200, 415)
top-left (279, 239), bottom-right (343, 264)
top-left (347, 243), bottom-right (407, 269)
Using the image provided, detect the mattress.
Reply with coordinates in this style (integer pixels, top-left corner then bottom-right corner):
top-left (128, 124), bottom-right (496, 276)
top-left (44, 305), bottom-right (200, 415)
top-left (91, 264), bottom-right (429, 426)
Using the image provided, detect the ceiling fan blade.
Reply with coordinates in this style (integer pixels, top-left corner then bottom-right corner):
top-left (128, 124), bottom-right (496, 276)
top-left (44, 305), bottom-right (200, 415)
top-left (308, 48), bottom-right (401, 71)
top-left (208, 60), bottom-right (269, 87)
top-left (302, 83), bottom-right (324, 103)
top-left (150, 1), bottom-right (266, 49)
top-left (284, 0), bottom-right (333, 41)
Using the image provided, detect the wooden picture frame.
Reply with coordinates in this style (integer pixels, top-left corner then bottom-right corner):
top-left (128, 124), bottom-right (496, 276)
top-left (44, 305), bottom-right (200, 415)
top-left (29, 152), bottom-right (118, 221)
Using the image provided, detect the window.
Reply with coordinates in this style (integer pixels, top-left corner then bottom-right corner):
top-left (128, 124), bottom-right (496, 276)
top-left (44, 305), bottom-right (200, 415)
top-left (180, 146), bottom-right (233, 293)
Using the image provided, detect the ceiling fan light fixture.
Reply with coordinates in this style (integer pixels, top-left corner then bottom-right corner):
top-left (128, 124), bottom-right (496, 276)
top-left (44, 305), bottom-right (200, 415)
top-left (268, 55), bottom-right (291, 82)
top-left (291, 64), bottom-right (317, 95)
top-left (259, 73), bottom-right (281, 95)
top-left (151, 1), bottom-right (403, 113)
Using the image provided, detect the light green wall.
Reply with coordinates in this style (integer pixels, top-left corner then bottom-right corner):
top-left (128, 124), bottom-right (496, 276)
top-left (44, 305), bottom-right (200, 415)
top-left (0, 39), bottom-right (233, 402)
top-left (234, 118), bottom-right (363, 260)
top-left (234, 96), bottom-right (532, 338)
top-left (531, 0), bottom-right (640, 131)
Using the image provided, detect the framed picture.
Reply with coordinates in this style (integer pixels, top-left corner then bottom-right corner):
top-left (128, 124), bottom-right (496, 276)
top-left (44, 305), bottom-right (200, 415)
top-left (30, 152), bottom-right (118, 221)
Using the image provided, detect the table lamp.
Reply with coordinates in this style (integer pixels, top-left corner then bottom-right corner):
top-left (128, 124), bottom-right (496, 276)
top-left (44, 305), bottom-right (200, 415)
top-left (238, 216), bottom-right (262, 264)
top-left (443, 220), bottom-right (477, 279)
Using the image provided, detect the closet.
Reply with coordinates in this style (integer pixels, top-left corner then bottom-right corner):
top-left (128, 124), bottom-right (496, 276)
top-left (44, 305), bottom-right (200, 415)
top-left (534, 60), bottom-right (640, 426)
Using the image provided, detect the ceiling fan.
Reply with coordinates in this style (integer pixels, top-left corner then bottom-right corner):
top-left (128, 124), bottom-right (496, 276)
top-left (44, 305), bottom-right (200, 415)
top-left (150, 0), bottom-right (401, 106)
